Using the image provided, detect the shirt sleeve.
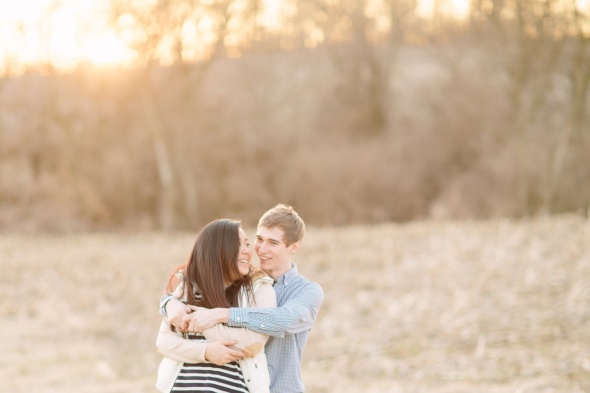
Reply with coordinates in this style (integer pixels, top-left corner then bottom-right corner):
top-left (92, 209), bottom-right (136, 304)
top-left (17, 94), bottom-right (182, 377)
top-left (228, 281), bottom-right (323, 337)
top-left (160, 274), bottom-right (185, 316)
top-left (202, 282), bottom-right (276, 357)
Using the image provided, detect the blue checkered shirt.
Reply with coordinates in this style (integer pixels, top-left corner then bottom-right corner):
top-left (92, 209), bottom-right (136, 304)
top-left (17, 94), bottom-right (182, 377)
top-left (159, 263), bottom-right (323, 393)
top-left (229, 263), bottom-right (323, 393)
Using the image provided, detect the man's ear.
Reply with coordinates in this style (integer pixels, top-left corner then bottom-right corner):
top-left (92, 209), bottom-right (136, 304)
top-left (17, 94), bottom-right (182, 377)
top-left (289, 241), bottom-right (301, 255)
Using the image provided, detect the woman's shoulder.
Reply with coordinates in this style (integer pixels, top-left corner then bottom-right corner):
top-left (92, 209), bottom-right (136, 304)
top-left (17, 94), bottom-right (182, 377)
top-left (249, 268), bottom-right (274, 287)
top-left (249, 267), bottom-right (269, 281)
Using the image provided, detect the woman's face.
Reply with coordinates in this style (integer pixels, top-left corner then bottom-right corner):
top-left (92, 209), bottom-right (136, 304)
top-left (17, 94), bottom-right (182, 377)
top-left (237, 227), bottom-right (252, 277)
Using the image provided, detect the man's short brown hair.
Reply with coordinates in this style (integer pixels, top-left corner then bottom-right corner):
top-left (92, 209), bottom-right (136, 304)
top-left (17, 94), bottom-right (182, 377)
top-left (258, 204), bottom-right (305, 246)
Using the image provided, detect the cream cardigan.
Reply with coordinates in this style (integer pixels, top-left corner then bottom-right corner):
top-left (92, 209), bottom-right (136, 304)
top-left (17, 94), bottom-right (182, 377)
top-left (156, 275), bottom-right (276, 393)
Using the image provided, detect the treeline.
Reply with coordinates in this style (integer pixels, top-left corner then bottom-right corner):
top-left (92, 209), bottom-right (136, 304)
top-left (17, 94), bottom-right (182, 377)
top-left (0, 0), bottom-right (589, 231)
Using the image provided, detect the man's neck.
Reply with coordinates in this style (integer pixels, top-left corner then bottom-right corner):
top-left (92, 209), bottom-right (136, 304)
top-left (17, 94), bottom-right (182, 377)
top-left (267, 262), bottom-right (292, 281)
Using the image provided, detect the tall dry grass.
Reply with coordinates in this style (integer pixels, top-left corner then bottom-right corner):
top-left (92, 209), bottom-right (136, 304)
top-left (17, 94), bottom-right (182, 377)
top-left (1, 215), bottom-right (589, 392)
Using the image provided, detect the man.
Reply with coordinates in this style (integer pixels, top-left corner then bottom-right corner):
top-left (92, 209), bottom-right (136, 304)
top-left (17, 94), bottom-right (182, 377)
top-left (161, 204), bottom-right (324, 393)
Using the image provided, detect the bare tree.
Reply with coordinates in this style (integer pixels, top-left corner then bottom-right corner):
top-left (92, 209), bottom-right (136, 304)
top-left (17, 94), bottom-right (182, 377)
top-left (289, 0), bottom-right (419, 136)
top-left (544, 3), bottom-right (590, 211)
top-left (108, 0), bottom-right (261, 228)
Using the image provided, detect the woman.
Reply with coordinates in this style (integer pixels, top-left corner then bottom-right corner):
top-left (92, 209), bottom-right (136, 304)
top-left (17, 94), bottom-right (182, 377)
top-left (156, 219), bottom-right (276, 393)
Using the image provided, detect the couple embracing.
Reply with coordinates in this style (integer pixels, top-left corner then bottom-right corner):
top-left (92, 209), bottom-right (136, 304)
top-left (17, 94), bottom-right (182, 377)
top-left (156, 204), bottom-right (324, 393)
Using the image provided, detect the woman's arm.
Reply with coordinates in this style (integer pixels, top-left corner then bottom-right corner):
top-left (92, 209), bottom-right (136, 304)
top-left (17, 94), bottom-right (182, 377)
top-left (157, 276), bottom-right (275, 362)
top-left (156, 318), bottom-right (246, 365)
top-left (156, 318), bottom-right (208, 363)
top-left (201, 281), bottom-right (276, 357)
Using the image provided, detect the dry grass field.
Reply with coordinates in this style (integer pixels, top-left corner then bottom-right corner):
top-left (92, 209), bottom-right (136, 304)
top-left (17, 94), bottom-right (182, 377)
top-left (1, 215), bottom-right (589, 393)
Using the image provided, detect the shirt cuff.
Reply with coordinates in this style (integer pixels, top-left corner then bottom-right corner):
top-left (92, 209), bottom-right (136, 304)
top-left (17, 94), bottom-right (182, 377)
top-left (228, 307), bottom-right (248, 327)
top-left (159, 294), bottom-right (175, 316)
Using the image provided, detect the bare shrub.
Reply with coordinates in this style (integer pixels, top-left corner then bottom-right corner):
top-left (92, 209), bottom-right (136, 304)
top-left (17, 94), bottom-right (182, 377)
top-left (1, 34), bottom-right (589, 231)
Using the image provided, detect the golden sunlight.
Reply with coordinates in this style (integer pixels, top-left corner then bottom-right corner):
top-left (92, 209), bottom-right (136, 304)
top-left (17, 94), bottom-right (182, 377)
top-left (417, 0), bottom-right (471, 19)
top-left (260, 0), bottom-right (284, 30)
top-left (80, 33), bottom-right (136, 67)
top-left (0, 0), bottom-right (135, 73)
top-left (0, 0), bottom-right (477, 74)
top-left (578, 0), bottom-right (590, 13)
top-left (0, 0), bottom-right (515, 75)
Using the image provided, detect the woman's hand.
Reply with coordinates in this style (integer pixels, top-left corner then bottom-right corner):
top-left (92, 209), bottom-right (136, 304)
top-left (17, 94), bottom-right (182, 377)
top-left (204, 340), bottom-right (245, 365)
top-left (184, 306), bottom-right (230, 332)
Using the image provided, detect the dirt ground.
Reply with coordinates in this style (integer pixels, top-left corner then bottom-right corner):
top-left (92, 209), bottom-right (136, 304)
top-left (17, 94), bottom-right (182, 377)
top-left (1, 215), bottom-right (589, 392)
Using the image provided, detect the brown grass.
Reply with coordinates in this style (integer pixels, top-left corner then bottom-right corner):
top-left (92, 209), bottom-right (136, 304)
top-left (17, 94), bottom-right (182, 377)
top-left (1, 215), bottom-right (589, 392)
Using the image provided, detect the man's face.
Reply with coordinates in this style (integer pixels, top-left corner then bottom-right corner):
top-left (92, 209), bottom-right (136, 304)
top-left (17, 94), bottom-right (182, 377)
top-left (254, 226), bottom-right (299, 276)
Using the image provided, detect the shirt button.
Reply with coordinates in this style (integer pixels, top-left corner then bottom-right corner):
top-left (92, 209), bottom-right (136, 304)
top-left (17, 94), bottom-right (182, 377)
top-left (236, 317), bottom-right (241, 321)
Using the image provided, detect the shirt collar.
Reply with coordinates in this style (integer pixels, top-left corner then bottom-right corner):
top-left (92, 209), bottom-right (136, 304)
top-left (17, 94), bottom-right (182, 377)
top-left (275, 262), bottom-right (298, 286)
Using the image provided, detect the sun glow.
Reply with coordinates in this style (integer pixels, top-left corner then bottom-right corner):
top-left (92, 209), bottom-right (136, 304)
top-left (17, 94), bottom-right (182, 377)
top-left (80, 33), bottom-right (136, 67)
top-left (0, 0), bottom-right (135, 74)
top-left (47, 6), bottom-right (135, 68)
top-left (0, 0), bottom-right (478, 75)
top-left (417, 0), bottom-right (471, 19)
top-left (7, 0), bottom-right (586, 75)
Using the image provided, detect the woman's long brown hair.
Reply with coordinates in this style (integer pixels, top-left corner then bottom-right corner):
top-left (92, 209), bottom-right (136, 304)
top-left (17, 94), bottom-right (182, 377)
top-left (166, 219), bottom-right (252, 308)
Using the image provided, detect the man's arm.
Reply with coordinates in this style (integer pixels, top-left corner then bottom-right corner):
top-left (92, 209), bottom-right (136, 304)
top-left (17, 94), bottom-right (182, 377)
top-left (199, 281), bottom-right (276, 357)
top-left (230, 282), bottom-right (323, 337)
top-left (191, 282), bottom-right (323, 337)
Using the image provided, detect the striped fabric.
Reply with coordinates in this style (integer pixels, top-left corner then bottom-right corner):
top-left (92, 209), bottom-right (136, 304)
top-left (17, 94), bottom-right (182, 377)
top-left (229, 263), bottom-right (324, 393)
top-left (171, 333), bottom-right (248, 393)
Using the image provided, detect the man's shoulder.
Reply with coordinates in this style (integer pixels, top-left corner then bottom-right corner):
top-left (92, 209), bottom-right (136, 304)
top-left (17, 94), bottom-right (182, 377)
top-left (291, 271), bottom-right (320, 286)
top-left (289, 273), bottom-right (324, 297)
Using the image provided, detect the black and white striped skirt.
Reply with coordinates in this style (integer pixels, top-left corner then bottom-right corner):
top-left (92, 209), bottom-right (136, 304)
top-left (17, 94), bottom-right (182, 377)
top-left (171, 334), bottom-right (249, 393)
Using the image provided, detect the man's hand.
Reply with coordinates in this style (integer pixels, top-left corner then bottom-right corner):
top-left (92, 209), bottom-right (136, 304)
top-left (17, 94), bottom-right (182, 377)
top-left (184, 307), bottom-right (230, 332)
top-left (204, 340), bottom-right (245, 365)
top-left (166, 298), bottom-right (191, 331)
